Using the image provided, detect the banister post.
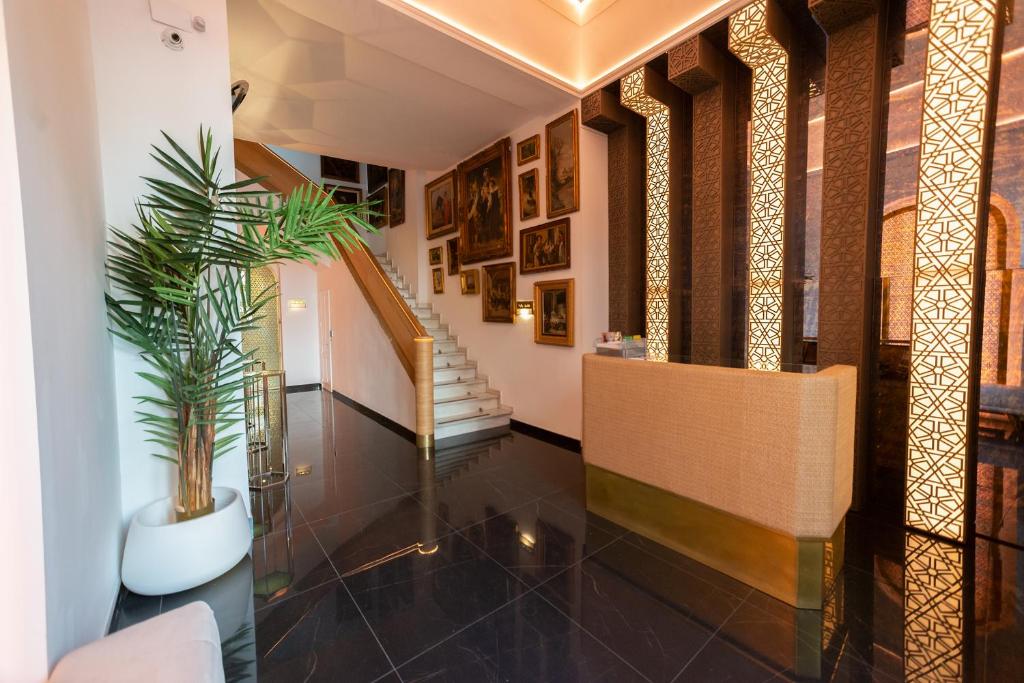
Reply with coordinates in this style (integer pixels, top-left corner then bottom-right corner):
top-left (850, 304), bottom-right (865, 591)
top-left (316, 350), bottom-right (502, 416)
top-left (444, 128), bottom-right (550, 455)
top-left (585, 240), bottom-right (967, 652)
top-left (414, 336), bottom-right (435, 456)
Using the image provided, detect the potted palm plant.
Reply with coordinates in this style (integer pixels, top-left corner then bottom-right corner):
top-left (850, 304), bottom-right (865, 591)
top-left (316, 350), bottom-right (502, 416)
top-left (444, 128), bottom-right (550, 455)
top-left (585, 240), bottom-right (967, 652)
top-left (108, 129), bottom-right (372, 594)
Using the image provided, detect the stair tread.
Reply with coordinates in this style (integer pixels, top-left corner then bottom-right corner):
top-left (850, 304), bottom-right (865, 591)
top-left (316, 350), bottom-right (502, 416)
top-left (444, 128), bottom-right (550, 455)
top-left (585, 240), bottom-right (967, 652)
top-left (434, 361), bottom-right (475, 371)
top-left (434, 389), bottom-right (499, 405)
top-left (436, 404), bottom-right (512, 425)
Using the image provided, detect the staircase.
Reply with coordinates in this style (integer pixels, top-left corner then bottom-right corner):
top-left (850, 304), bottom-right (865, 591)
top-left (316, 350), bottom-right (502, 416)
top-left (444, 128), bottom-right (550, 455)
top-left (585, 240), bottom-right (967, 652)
top-left (376, 254), bottom-right (513, 443)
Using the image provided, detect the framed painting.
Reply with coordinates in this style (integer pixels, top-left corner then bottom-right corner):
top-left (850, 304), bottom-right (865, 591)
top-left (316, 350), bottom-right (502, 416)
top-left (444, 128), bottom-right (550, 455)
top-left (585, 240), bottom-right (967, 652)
top-left (534, 278), bottom-right (574, 346)
top-left (482, 262), bottom-right (515, 323)
top-left (367, 185), bottom-right (388, 230)
top-left (520, 218), bottom-right (570, 274)
top-left (446, 237), bottom-right (459, 276)
top-left (516, 134), bottom-right (540, 165)
top-left (388, 168), bottom-right (405, 227)
top-left (367, 164), bottom-right (388, 192)
top-left (458, 138), bottom-right (513, 264)
top-left (325, 184), bottom-right (361, 205)
top-left (424, 171), bottom-right (457, 239)
top-left (545, 109), bottom-right (579, 218)
top-left (518, 169), bottom-right (539, 221)
top-left (428, 246), bottom-right (443, 266)
top-left (432, 267), bottom-right (445, 294)
top-left (321, 156), bottom-right (360, 184)
top-left (460, 268), bottom-right (480, 295)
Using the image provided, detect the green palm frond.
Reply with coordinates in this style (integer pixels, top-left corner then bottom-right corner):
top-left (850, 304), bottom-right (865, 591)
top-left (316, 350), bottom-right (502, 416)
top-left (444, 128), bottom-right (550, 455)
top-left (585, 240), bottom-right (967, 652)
top-left (106, 127), bottom-right (373, 466)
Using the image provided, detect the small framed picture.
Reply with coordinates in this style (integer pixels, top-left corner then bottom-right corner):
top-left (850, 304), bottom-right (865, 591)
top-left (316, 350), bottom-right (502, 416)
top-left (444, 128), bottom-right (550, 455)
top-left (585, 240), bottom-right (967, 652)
top-left (367, 164), bottom-right (388, 192)
top-left (321, 156), bottom-right (360, 184)
top-left (518, 169), bottom-right (540, 221)
top-left (482, 262), bottom-right (515, 323)
top-left (447, 237), bottom-right (459, 276)
top-left (428, 246), bottom-right (443, 266)
top-left (520, 218), bottom-right (570, 274)
top-left (367, 185), bottom-right (388, 229)
top-left (517, 134), bottom-right (540, 165)
top-left (546, 109), bottom-right (580, 218)
top-left (460, 269), bottom-right (480, 295)
top-left (432, 267), bottom-right (445, 294)
top-left (534, 278), bottom-right (574, 346)
top-left (388, 168), bottom-right (406, 227)
top-left (325, 184), bottom-right (362, 205)
top-left (424, 170), bottom-right (458, 240)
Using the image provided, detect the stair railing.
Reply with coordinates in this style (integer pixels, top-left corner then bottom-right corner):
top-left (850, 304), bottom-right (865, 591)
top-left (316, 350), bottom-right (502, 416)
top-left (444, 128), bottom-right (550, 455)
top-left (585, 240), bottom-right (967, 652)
top-left (234, 139), bottom-right (435, 451)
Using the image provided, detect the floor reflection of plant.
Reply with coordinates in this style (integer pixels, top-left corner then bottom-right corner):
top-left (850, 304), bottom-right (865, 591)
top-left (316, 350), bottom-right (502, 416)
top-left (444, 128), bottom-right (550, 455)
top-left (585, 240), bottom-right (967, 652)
top-left (221, 624), bottom-right (257, 683)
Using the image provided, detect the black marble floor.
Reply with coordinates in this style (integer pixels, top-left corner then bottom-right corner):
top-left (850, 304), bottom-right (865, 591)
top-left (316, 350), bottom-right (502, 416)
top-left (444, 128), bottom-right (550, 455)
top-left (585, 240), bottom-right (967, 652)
top-left (111, 389), bottom-right (1024, 682)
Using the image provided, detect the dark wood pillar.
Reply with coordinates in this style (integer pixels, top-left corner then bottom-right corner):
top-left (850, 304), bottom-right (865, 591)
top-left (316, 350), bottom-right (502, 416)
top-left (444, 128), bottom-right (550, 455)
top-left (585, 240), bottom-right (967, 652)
top-left (582, 89), bottom-right (646, 336)
top-left (669, 35), bottom-right (737, 365)
top-left (809, 0), bottom-right (887, 510)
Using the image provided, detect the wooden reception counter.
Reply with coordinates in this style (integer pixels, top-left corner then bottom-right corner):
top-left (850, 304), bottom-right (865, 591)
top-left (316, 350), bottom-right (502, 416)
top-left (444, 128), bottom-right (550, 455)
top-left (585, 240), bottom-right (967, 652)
top-left (581, 354), bottom-right (856, 608)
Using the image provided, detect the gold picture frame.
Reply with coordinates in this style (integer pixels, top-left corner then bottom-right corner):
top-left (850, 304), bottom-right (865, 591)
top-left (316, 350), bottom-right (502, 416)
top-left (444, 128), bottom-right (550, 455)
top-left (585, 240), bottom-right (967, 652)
top-left (460, 268), bottom-right (480, 295)
top-left (518, 168), bottom-right (540, 221)
top-left (545, 109), bottom-right (580, 218)
top-left (424, 170), bottom-right (458, 239)
top-left (387, 168), bottom-right (405, 227)
top-left (367, 185), bottom-right (388, 229)
top-left (534, 278), bottom-right (574, 346)
top-left (517, 134), bottom-right (540, 165)
top-left (458, 138), bottom-right (513, 264)
top-left (482, 262), bottom-right (515, 323)
top-left (432, 267), bottom-right (445, 294)
top-left (428, 246), bottom-right (443, 266)
top-left (446, 237), bottom-right (459, 276)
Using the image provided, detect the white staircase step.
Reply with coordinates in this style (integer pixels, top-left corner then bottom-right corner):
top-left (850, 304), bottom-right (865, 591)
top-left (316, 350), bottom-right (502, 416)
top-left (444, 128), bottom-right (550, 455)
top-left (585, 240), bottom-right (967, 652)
top-left (434, 362), bottom-right (476, 383)
top-left (434, 376), bottom-right (488, 400)
top-left (429, 329), bottom-right (451, 342)
top-left (434, 390), bottom-right (500, 420)
top-left (433, 338), bottom-right (458, 354)
top-left (412, 305), bottom-right (433, 317)
top-left (421, 317), bottom-right (444, 331)
top-left (432, 350), bottom-right (467, 369)
top-left (435, 405), bottom-right (513, 442)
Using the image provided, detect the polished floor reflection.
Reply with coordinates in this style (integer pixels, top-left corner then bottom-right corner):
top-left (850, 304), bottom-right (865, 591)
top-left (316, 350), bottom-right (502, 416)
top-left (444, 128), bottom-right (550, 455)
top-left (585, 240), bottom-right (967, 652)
top-left (111, 389), bottom-right (1024, 682)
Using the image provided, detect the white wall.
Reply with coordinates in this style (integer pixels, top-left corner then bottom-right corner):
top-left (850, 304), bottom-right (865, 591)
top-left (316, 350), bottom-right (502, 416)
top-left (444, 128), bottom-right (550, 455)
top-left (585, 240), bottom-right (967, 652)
top-left (0, 5), bottom-right (51, 679)
top-left (279, 262), bottom-right (321, 386)
top-left (1, 0), bottom-right (122, 673)
top-left (386, 169), bottom-right (432, 299)
top-left (392, 107), bottom-right (609, 440)
top-left (86, 0), bottom-right (248, 523)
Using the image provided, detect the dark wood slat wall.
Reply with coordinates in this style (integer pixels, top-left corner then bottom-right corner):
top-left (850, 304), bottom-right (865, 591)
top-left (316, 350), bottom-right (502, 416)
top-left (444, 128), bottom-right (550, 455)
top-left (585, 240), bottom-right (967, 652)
top-left (581, 89), bottom-right (646, 336)
top-left (810, 0), bottom-right (888, 510)
top-left (668, 35), bottom-right (738, 366)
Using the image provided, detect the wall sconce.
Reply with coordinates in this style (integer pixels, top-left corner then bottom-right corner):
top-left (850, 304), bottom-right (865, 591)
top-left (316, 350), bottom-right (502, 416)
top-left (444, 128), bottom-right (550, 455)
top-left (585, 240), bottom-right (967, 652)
top-left (516, 301), bottom-right (535, 320)
top-left (287, 298), bottom-right (306, 310)
top-left (519, 532), bottom-right (536, 552)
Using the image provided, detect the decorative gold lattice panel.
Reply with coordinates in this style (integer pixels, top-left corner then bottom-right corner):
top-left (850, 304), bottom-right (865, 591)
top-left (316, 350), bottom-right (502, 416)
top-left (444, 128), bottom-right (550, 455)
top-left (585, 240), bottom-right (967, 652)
top-left (729, 0), bottom-right (789, 372)
top-left (242, 266), bottom-right (285, 471)
top-left (621, 68), bottom-right (671, 362)
top-left (903, 533), bottom-right (964, 681)
top-left (905, 0), bottom-right (1000, 542)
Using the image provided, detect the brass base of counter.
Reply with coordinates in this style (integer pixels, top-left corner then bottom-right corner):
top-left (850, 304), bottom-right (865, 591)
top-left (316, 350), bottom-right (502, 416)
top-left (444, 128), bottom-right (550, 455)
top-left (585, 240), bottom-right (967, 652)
top-left (585, 464), bottom-right (845, 610)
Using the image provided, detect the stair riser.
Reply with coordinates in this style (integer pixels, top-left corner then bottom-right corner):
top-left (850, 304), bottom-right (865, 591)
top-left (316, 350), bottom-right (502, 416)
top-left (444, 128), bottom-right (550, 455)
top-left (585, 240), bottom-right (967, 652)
top-left (434, 379), bottom-right (487, 400)
top-left (435, 414), bottom-right (511, 441)
top-left (434, 366), bottom-right (476, 383)
top-left (433, 339), bottom-right (458, 353)
top-left (432, 353), bottom-right (467, 369)
top-left (434, 395), bottom-right (500, 420)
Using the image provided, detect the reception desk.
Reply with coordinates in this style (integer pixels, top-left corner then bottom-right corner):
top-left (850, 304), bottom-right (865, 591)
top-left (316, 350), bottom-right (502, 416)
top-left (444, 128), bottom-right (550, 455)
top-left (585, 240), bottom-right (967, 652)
top-left (582, 354), bottom-right (856, 608)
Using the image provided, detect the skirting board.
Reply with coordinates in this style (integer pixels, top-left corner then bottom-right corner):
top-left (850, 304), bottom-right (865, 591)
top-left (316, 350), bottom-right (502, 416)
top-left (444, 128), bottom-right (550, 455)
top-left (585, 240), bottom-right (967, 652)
top-left (585, 463), bottom-right (845, 609)
top-left (286, 383), bottom-right (322, 394)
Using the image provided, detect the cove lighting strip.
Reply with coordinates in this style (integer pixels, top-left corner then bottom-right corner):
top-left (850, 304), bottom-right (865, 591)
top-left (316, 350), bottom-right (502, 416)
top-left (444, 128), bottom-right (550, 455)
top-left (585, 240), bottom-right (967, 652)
top-left (904, 0), bottom-right (1000, 542)
top-left (728, 0), bottom-right (789, 372)
top-left (620, 67), bottom-right (671, 362)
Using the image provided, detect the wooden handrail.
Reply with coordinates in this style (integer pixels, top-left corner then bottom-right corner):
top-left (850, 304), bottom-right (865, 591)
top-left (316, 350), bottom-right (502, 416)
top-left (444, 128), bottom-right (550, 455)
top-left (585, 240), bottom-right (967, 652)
top-left (234, 140), bottom-right (434, 446)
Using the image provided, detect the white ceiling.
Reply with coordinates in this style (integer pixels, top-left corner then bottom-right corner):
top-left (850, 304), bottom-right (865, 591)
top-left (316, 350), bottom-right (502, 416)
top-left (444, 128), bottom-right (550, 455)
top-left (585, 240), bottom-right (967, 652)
top-left (227, 0), bottom-right (575, 170)
top-left (536, 0), bottom-right (622, 25)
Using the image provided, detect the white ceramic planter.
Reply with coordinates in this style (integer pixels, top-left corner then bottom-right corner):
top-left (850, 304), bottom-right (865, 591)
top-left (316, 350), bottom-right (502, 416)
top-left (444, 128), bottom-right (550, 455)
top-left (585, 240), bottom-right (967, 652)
top-left (122, 487), bottom-right (250, 596)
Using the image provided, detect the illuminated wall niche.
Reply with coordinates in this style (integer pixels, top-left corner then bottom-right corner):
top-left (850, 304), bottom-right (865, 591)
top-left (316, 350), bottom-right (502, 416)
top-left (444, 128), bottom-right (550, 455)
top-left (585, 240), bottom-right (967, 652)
top-left (905, 0), bottom-right (1001, 542)
top-left (728, 0), bottom-right (789, 372)
top-left (620, 68), bottom-right (671, 362)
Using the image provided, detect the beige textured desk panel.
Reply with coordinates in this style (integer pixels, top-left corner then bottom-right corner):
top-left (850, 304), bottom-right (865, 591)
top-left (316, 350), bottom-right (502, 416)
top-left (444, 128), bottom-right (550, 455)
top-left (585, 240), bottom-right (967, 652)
top-left (582, 355), bottom-right (856, 539)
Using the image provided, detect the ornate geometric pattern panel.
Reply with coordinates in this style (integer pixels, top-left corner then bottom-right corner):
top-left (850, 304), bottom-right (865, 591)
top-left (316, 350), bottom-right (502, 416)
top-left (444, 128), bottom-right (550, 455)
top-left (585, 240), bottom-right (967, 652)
top-left (880, 207), bottom-right (917, 341)
top-left (729, 0), bottom-right (789, 371)
top-left (903, 533), bottom-right (964, 681)
top-left (905, 0), bottom-right (1000, 541)
top-left (814, 10), bottom-right (879, 369)
top-left (621, 68), bottom-right (671, 362)
top-left (690, 86), bottom-right (727, 365)
top-left (242, 266), bottom-right (284, 469)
